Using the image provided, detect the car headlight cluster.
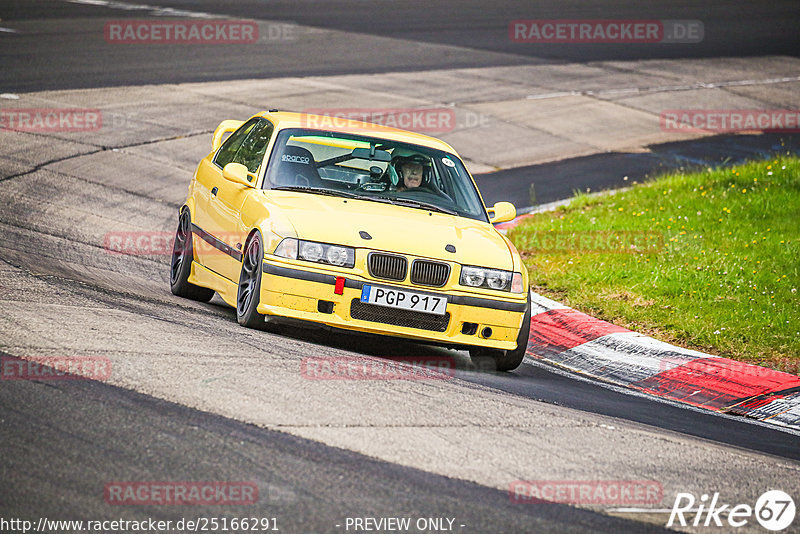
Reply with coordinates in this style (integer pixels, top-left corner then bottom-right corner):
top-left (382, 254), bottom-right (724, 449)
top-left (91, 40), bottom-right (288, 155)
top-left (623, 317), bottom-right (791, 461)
top-left (460, 266), bottom-right (523, 293)
top-left (274, 238), bottom-right (355, 268)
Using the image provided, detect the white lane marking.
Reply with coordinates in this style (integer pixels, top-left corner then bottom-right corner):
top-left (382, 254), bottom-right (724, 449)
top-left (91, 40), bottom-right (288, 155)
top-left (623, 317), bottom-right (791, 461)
top-left (527, 75), bottom-right (800, 100)
top-left (66, 0), bottom-right (216, 19)
top-left (0, 27), bottom-right (18, 33)
top-left (529, 291), bottom-right (570, 314)
top-left (526, 91), bottom-right (582, 100)
top-left (539, 330), bottom-right (711, 386)
top-left (607, 508), bottom-right (681, 514)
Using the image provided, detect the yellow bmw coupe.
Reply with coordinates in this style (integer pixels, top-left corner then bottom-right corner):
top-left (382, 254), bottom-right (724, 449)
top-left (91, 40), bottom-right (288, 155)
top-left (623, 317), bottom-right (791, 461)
top-left (171, 111), bottom-right (531, 371)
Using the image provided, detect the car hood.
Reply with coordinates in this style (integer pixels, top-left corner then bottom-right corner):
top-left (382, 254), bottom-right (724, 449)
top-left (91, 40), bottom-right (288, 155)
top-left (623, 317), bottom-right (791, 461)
top-left (266, 191), bottom-right (515, 270)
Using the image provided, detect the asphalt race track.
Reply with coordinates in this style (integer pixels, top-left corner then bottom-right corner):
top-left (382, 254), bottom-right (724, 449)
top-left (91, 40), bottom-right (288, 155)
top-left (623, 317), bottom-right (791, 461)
top-left (1, 1), bottom-right (800, 533)
top-left (2, 356), bottom-right (667, 533)
top-left (2, 0), bottom-right (800, 91)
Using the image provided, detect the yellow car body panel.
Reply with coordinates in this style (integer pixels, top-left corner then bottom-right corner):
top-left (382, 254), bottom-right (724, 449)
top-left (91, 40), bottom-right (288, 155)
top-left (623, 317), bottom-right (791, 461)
top-left (256, 256), bottom-right (526, 350)
top-left (181, 111), bottom-right (529, 353)
top-left (264, 191), bottom-right (515, 269)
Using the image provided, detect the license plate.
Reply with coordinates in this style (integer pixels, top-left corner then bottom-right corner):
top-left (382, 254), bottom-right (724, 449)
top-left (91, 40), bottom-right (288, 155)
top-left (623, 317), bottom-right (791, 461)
top-left (360, 285), bottom-right (447, 315)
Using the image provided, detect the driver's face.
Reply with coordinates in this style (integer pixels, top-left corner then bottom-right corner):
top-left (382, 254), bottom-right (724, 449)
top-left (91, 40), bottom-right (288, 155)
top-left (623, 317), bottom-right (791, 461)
top-left (401, 162), bottom-right (423, 188)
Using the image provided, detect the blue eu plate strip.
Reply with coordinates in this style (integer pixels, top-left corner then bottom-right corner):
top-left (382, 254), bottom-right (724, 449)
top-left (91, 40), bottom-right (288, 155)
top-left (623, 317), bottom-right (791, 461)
top-left (361, 284), bottom-right (372, 302)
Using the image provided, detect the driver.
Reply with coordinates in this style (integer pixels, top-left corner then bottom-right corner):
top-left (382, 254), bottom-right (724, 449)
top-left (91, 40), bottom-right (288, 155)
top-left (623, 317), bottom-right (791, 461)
top-left (397, 160), bottom-right (423, 191)
top-left (391, 153), bottom-right (430, 192)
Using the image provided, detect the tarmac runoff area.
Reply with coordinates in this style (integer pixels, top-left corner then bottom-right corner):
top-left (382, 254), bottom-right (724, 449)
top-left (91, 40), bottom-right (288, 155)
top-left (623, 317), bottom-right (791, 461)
top-left (3, 54), bottom-right (800, 179)
top-left (1, 55), bottom-right (800, 528)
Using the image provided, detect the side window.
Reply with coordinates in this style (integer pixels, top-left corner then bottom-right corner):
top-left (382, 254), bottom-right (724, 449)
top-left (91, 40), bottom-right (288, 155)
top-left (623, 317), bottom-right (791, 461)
top-left (213, 119), bottom-right (259, 169)
top-left (236, 120), bottom-right (275, 174)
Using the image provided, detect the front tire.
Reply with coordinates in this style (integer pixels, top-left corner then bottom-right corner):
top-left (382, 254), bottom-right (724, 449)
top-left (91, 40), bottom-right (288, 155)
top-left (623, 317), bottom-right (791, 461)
top-left (170, 209), bottom-right (215, 302)
top-left (236, 231), bottom-right (266, 328)
top-left (469, 292), bottom-right (531, 372)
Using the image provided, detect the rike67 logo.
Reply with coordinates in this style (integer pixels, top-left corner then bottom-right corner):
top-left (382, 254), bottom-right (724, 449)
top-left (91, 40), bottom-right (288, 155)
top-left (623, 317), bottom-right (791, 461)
top-left (668, 490), bottom-right (795, 531)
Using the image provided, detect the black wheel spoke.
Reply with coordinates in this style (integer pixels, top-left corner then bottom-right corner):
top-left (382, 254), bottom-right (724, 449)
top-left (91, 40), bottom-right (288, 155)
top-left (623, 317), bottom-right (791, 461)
top-left (237, 235), bottom-right (261, 317)
top-left (237, 283), bottom-right (251, 310)
top-left (170, 210), bottom-right (215, 303)
top-left (170, 212), bottom-right (191, 285)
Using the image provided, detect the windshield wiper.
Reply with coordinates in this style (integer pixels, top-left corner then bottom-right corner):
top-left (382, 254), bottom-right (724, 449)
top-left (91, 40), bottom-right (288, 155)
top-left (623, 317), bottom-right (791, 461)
top-left (272, 186), bottom-right (399, 206)
top-left (379, 197), bottom-right (458, 215)
top-left (272, 187), bottom-right (456, 214)
top-left (272, 186), bottom-right (361, 199)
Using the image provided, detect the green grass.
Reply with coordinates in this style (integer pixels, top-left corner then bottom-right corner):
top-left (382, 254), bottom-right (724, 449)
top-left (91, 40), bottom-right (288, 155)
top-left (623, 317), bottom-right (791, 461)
top-left (509, 155), bottom-right (800, 372)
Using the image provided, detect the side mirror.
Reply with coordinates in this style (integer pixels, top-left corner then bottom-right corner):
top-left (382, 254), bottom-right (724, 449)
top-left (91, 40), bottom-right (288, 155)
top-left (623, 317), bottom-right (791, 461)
top-left (212, 119), bottom-right (244, 151)
top-left (222, 163), bottom-right (255, 187)
top-left (488, 201), bottom-right (516, 224)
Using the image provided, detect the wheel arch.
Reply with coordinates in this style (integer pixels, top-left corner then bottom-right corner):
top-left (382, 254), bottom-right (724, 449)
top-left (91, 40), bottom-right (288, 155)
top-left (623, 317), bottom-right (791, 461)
top-left (180, 200), bottom-right (196, 222)
top-left (245, 221), bottom-right (288, 262)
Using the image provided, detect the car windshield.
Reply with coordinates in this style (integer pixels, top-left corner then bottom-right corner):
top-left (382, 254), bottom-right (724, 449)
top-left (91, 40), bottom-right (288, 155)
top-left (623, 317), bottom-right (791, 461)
top-left (263, 128), bottom-right (488, 222)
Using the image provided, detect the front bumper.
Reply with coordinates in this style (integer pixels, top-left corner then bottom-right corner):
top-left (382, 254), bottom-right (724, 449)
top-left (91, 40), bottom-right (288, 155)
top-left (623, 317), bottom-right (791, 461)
top-left (257, 259), bottom-right (528, 350)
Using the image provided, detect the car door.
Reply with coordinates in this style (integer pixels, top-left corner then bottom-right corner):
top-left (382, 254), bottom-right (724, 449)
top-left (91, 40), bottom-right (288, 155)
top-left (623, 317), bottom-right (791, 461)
top-left (193, 118), bottom-right (274, 281)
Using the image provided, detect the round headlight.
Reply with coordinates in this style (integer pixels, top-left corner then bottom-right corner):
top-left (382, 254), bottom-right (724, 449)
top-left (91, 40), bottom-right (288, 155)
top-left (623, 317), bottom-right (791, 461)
top-left (461, 267), bottom-right (485, 287)
top-left (300, 241), bottom-right (324, 262)
top-left (486, 270), bottom-right (511, 290)
top-left (326, 246), bottom-right (349, 266)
